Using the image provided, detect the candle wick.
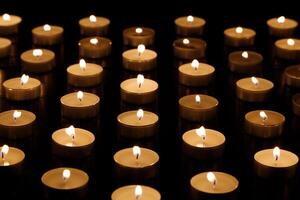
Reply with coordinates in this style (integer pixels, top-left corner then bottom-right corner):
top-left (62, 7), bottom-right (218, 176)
top-left (213, 180), bottom-right (216, 189)
top-left (1, 152), bottom-right (4, 160)
top-left (275, 155), bottom-right (279, 161)
top-left (136, 154), bottom-right (139, 160)
top-left (138, 83), bottom-right (142, 88)
top-left (138, 117), bottom-right (142, 120)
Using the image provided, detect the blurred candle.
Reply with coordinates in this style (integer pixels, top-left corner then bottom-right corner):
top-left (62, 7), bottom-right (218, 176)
top-left (284, 65), bottom-right (300, 88)
top-left (79, 36), bottom-right (112, 58)
top-left (275, 38), bottom-right (300, 60)
top-left (111, 185), bottom-right (161, 200)
top-left (267, 16), bottom-right (298, 37)
top-left (224, 26), bottom-right (256, 47)
top-left (79, 15), bottom-right (110, 36)
top-left (228, 51), bottom-right (263, 74)
top-left (21, 49), bottom-right (55, 73)
top-left (0, 37), bottom-right (11, 58)
top-left (175, 15), bottom-right (206, 36)
top-left (123, 27), bottom-right (155, 47)
top-left (292, 93), bottom-right (300, 116)
top-left (173, 38), bottom-right (207, 59)
top-left (32, 24), bottom-right (64, 45)
top-left (0, 13), bottom-right (22, 35)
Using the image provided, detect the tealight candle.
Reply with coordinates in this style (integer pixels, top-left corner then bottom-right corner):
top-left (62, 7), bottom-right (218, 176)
top-left (79, 15), bottom-right (110, 36)
top-left (117, 109), bottom-right (159, 139)
top-left (67, 59), bottom-right (103, 87)
top-left (21, 49), bottom-right (55, 73)
top-left (0, 37), bottom-right (11, 58)
top-left (179, 94), bottom-right (218, 121)
top-left (182, 126), bottom-right (225, 160)
top-left (174, 15), bottom-right (206, 36)
top-left (79, 36), bottom-right (112, 58)
top-left (267, 16), bottom-right (298, 37)
top-left (32, 24), bottom-right (64, 45)
top-left (245, 110), bottom-right (285, 138)
top-left (3, 74), bottom-right (41, 101)
top-left (0, 144), bottom-right (25, 175)
top-left (228, 51), bottom-right (263, 74)
top-left (0, 110), bottom-right (36, 139)
top-left (60, 91), bottom-right (100, 119)
top-left (114, 146), bottom-right (159, 179)
top-left (236, 77), bottom-right (273, 102)
top-left (275, 38), bottom-right (300, 60)
top-left (120, 74), bottom-right (158, 104)
top-left (52, 126), bottom-right (95, 158)
top-left (0, 13), bottom-right (22, 35)
top-left (123, 27), bottom-right (155, 47)
top-left (224, 26), bottom-right (256, 47)
top-left (292, 93), bottom-right (300, 116)
top-left (41, 167), bottom-right (89, 199)
top-left (284, 65), bottom-right (300, 88)
top-left (190, 171), bottom-right (239, 200)
top-left (122, 44), bottom-right (157, 71)
top-left (178, 59), bottom-right (215, 86)
top-left (254, 147), bottom-right (298, 179)
top-left (111, 185), bottom-right (161, 200)
top-left (173, 38), bottom-right (207, 60)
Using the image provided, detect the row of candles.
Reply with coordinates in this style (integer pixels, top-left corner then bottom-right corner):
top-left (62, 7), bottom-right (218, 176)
top-left (0, 13), bottom-right (300, 199)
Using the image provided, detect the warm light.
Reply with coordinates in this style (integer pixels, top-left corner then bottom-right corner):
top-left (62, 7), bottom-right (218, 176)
top-left (187, 15), bottom-right (194, 22)
top-left (196, 126), bottom-right (206, 140)
top-left (277, 16), bottom-right (285, 24)
top-left (62, 169), bottom-right (71, 182)
top-left (235, 26), bottom-right (243, 34)
top-left (65, 125), bottom-right (75, 140)
top-left (77, 91), bottom-right (84, 101)
top-left (242, 51), bottom-right (248, 59)
top-left (89, 15), bottom-right (97, 23)
top-left (137, 74), bottom-right (144, 88)
top-left (13, 110), bottom-right (22, 120)
top-left (195, 95), bottom-right (201, 104)
top-left (191, 59), bottom-right (199, 70)
top-left (251, 76), bottom-right (259, 86)
top-left (90, 38), bottom-right (98, 45)
top-left (135, 27), bottom-right (143, 34)
top-left (1, 145), bottom-right (9, 159)
top-left (137, 44), bottom-right (145, 55)
top-left (183, 38), bottom-right (190, 45)
top-left (20, 74), bottom-right (29, 85)
top-left (43, 24), bottom-right (51, 31)
top-left (207, 172), bottom-right (217, 187)
top-left (137, 109), bottom-right (144, 120)
top-left (287, 38), bottom-right (295, 46)
top-left (273, 146), bottom-right (280, 161)
top-left (79, 59), bottom-right (87, 70)
top-left (135, 185), bottom-right (143, 200)
top-left (2, 13), bottom-right (11, 21)
top-left (133, 146), bottom-right (141, 159)
top-left (33, 49), bottom-right (43, 57)
top-left (259, 111), bottom-right (268, 121)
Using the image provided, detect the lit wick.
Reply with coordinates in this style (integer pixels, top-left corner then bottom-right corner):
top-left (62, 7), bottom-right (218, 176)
top-left (137, 74), bottom-right (144, 88)
top-left (133, 146), bottom-right (141, 160)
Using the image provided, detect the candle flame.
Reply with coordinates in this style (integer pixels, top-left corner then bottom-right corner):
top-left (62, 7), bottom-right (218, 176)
top-left (135, 27), bottom-right (143, 34)
top-left (195, 95), bottom-right (201, 104)
top-left (137, 74), bottom-right (144, 88)
top-left (242, 51), bottom-right (248, 59)
top-left (187, 15), bottom-right (194, 22)
top-left (235, 26), bottom-right (243, 34)
top-left (273, 146), bottom-right (280, 161)
top-left (136, 109), bottom-right (144, 120)
top-left (13, 110), bottom-right (22, 120)
top-left (137, 44), bottom-right (145, 55)
top-left (251, 76), bottom-right (259, 86)
top-left (89, 15), bottom-right (97, 22)
top-left (183, 38), bottom-right (190, 45)
top-left (90, 38), bottom-right (98, 45)
top-left (79, 59), bottom-right (87, 70)
top-left (135, 185), bottom-right (142, 200)
top-left (207, 172), bottom-right (217, 187)
top-left (191, 59), bottom-right (199, 70)
top-left (133, 146), bottom-right (141, 159)
top-left (287, 38), bottom-right (295, 46)
top-left (196, 126), bottom-right (206, 140)
top-left (20, 74), bottom-right (29, 85)
top-left (62, 169), bottom-right (71, 182)
top-left (77, 91), bottom-right (84, 101)
top-left (65, 125), bottom-right (75, 140)
top-left (277, 16), bottom-right (285, 24)
top-left (43, 24), bottom-right (51, 31)
top-left (33, 49), bottom-right (43, 57)
top-left (1, 144), bottom-right (9, 159)
top-left (2, 13), bottom-right (11, 21)
top-left (259, 111), bottom-right (268, 122)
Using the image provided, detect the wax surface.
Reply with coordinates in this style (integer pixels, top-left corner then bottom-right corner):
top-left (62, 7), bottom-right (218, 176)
top-left (245, 110), bottom-right (285, 126)
top-left (0, 147), bottom-right (25, 166)
top-left (255, 149), bottom-right (298, 168)
top-left (52, 128), bottom-right (95, 147)
top-left (111, 185), bottom-right (161, 200)
top-left (179, 63), bottom-right (214, 76)
top-left (0, 37), bottom-right (11, 48)
top-left (21, 49), bottom-right (54, 63)
top-left (120, 78), bottom-right (158, 94)
top-left (173, 38), bottom-right (206, 49)
top-left (224, 27), bottom-right (256, 39)
top-left (236, 77), bottom-right (273, 92)
top-left (275, 39), bottom-right (300, 50)
top-left (118, 110), bottom-right (158, 127)
top-left (229, 51), bottom-right (263, 66)
top-left (79, 17), bottom-right (110, 28)
top-left (179, 94), bottom-right (218, 110)
top-left (0, 110), bottom-right (35, 127)
top-left (123, 27), bottom-right (154, 37)
top-left (123, 49), bottom-right (157, 61)
top-left (3, 77), bottom-right (41, 90)
top-left (32, 25), bottom-right (63, 37)
top-left (267, 18), bottom-right (298, 29)
top-left (0, 15), bottom-right (21, 26)
top-left (175, 16), bottom-right (205, 28)
top-left (67, 63), bottom-right (102, 76)
top-left (60, 92), bottom-right (99, 108)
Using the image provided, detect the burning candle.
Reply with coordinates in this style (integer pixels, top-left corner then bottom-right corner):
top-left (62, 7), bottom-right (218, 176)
top-left (173, 38), bottom-right (207, 60)
top-left (254, 147), bottom-right (298, 179)
top-left (114, 146), bottom-right (159, 180)
top-left (120, 74), bottom-right (158, 104)
top-left (79, 36), bottom-right (112, 58)
top-left (174, 15), bottom-right (206, 36)
top-left (236, 77), bottom-right (274, 102)
top-left (178, 59), bottom-right (215, 86)
top-left (275, 38), bottom-right (300, 60)
top-left (245, 110), bottom-right (285, 138)
top-left (179, 94), bottom-right (218, 121)
top-left (111, 185), bottom-right (161, 200)
top-left (123, 27), bottom-right (155, 47)
top-left (122, 44), bottom-right (157, 71)
top-left (267, 16), bottom-right (298, 37)
top-left (79, 15), bottom-right (110, 36)
top-left (182, 126), bottom-right (225, 160)
top-left (228, 51), bottom-right (263, 74)
top-left (52, 126), bottom-right (95, 158)
top-left (32, 24), bottom-right (63, 45)
top-left (67, 59), bottom-right (103, 87)
top-left (117, 109), bottom-right (159, 139)
top-left (292, 93), bottom-right (300, 116)
top-left (224, 26), bottom-right (256, 47)
top-left (284, 65), bottom-right (300, 88)
top-left (0, 144), bottom-right (25, 175)
top-left (60, 91), bottom-right (100, 119)
top-left (0, 13), bottom-right (22, 35)
top-left (0, 110), bottom-right (36, 139)
top-left (0, 37), bottom-right (11, 58)
top-left (3, 74), bottom-right (41, 101)
top-left (190, 171), bottom-right (239, 200)
top-left (21, 49), bottom-right (55, 73)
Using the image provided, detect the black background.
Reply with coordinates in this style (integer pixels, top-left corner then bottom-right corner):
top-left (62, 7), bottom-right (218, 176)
top-left (1, 1), bottom-right (300, 200)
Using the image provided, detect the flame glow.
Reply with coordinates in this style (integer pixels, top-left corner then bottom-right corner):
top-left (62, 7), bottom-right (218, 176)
top-left (137, 74), bottom-right (144, 88)
top-left (79, 59), bottom-right (87, 70)
top-left (277, 16), bottom-right (285, 24)
top-left (137, 109), bottom-right (144, 120)
top-left (90, 38), bottom-right (98, 45)
top-left (195, 95), bottom-right (201, 104)
top-left (1, 144), bottom-right (9, 159)
top-left (2, 13), bottom-right (11, 21)
top-left (196, 126), bottom-right (206, 140)
top-left (33, 49), bottom-right (43, 57)
top-left (287, 38), bottom-right (295, 46)
top-left (20, 74), bottom-right (29, 85)
top-left (259, 111), bottom-right (268, 121)
top-left (133, 146), bottom-right (141, 159)
top-left (251, 76), bottom-right (259, 86)
top-left (135, 185), bottom-right (143, 199)
top-left (43, 24), bottom-right (51, 31)
top-left (135, 27), bottom-right (143, 34)
top-left (235, 26), bottom-right (243, 34)
top-left (13, 110), bottom-right (22, 120)
top-left (242, 51), bottom-right (248, 59)
top-left (77, 91), bottom-right (84, 101)
top-left (65, 125), bottom-right (75, 140)
top-left (137, 44), bottom-right (145, 55)
top-left (62, 169), bottom-right (71, 181)
top-left (89, 15), bottom-right (97, 23)
top-left (273, 146), bottom-right (280, 161)
top-left (183, 38), bottom-right (190, 45)
top-left (191, 59), bottom-right (199, 70)
top-left (187, 15), bottom-right (194, 22)
top-left (207, 172), bottom-right (217, 187)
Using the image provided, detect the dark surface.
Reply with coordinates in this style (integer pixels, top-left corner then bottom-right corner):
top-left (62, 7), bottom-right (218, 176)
top-left (0, 2), bottom-right (300, 200)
